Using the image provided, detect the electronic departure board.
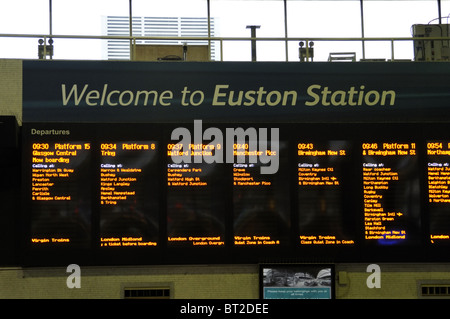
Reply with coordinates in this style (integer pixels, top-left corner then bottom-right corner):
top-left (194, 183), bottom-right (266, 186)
top-left (297, 141), bottom-right (356, 246)
top-left (29, 140), bottom-right (92, 248)
top-left (20, 123), bottom-right (450, 266)
top-left (233, 140), bottom-right (290, 247)
top-left (427, 141), bottom-right (450, 244)
top-left (361, 141), bottom-right (421, 245)
top-left (99, 141), bottom-right (159, 248)
top-left (166, 141), bottom-right (227, 247)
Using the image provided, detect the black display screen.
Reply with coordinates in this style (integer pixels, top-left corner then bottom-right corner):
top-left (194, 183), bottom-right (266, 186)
top-left (232, 140), bottom-right (290, 247)
top-left (166, 157), bottom-right (227, 247)
top-left (296, 140), bottom-right (356, 246)
top-left (426, 141), bottom-right (450, 244)
top-left (361, 141), bottom-right (421, 245)
top-left (29, 139), bottom-right (92, 249)
top-left (99, 141), bottom-right (159, 248)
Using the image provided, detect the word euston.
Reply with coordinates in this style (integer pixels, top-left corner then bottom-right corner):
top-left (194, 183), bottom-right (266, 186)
top-left (171, 120), bottom-right (279, 174)
top-left (60, 83), bottom-right (396, 107)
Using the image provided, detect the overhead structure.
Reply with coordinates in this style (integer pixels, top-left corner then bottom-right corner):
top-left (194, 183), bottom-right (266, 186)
top-left (43, 0), bottom-right (448, 62)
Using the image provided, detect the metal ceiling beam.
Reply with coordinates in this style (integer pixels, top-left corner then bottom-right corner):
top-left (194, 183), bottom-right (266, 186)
top-left (438, 0), bottom-right (442, 24)
top-left (360, 0), bottom-right (365, 59)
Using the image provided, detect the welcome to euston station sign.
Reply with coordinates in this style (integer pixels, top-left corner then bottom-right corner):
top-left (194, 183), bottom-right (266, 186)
top-left (60, 83), bottom-right (396, 108)
top-left (22, 60), bottom-right (450, 123)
